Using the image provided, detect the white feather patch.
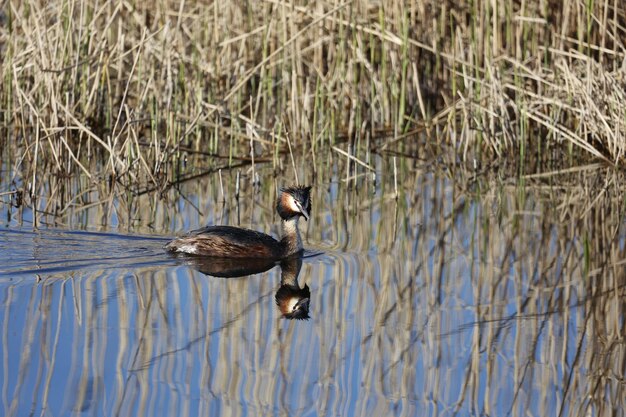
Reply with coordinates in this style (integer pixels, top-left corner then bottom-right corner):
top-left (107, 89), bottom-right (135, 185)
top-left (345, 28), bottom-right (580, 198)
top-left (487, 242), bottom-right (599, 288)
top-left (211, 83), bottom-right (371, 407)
top-left (286, 297), bottom-right (299, 312)
top-left (177, 244), bottom-right (198, 254)
top-left (286, 194), bottom-right (300, 213)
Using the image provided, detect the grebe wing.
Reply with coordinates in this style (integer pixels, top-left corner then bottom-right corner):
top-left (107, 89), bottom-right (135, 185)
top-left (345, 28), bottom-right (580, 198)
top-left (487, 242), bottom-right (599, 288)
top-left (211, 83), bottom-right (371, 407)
top-left (187, 226), bottom-right (277, 243)
top-left (168, 225), bottom-right (280, 258)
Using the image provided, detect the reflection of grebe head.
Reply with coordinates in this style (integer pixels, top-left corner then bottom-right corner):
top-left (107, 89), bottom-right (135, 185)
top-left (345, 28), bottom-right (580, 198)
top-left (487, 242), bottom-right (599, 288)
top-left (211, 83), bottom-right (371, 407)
top-left (277, 186), bottom-right (312, 221)
top-left (275, 284), bottom-right (311, 320)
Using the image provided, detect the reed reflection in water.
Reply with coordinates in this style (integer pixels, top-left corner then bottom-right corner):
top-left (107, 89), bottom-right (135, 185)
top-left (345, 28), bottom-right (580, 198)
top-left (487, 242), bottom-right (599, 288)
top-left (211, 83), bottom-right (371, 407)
top-left (1, 168), bottom-right (625, 416)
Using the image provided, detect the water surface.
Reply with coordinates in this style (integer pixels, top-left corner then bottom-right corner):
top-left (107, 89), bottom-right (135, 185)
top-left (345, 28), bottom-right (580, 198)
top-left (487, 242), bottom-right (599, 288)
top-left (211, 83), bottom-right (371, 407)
top-left (1, 167), bottom-right (624, 417)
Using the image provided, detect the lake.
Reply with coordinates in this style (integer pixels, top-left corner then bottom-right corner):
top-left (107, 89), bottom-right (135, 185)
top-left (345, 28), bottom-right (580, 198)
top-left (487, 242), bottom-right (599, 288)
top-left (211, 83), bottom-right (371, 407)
top-left (1, 159), bottom-right (624, 416)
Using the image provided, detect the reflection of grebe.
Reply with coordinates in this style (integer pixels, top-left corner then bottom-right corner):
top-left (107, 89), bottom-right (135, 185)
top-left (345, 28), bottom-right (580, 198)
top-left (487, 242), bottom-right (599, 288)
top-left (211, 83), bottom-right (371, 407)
top-left (165, 186), bottom-right (311, 259)
top-left (171, 254), bottom-right (312, 320)
top-left (275, 257), bottom-right (310, 320)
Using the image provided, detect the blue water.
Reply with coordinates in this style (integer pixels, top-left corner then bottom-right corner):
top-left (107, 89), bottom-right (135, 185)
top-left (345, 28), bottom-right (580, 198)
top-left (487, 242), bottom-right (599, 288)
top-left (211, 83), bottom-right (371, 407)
top-left (0, 175), bottom-right (623, 417)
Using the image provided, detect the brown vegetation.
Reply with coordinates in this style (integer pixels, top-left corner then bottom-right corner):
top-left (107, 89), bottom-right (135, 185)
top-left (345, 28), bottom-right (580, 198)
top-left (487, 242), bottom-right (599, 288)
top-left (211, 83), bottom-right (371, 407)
top-left (2, 1), bottom-right (625, 189)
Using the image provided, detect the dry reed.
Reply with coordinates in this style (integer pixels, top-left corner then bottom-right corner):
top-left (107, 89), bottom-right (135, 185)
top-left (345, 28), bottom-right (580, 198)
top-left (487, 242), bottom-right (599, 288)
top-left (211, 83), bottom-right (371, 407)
top-left (1, 0), bottom-right (626, 217)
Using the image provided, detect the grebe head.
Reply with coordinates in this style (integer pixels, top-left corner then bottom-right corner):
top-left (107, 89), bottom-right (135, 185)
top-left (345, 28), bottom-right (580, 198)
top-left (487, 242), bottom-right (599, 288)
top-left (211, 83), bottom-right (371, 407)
top-left (277, 185), bottom-right (312, 221)
top-left (275, 284), bottom-right (310, 320)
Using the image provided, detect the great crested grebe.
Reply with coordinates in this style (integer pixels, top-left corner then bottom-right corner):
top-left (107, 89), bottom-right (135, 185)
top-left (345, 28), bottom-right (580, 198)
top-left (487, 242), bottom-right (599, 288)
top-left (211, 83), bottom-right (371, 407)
top-left (165, 185), bottom-right (311, 259)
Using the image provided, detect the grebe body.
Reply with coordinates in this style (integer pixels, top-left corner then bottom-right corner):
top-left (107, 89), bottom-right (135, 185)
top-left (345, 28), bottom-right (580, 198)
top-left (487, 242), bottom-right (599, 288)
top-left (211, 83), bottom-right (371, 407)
top-left (165, 186), bottom-right (311, 259)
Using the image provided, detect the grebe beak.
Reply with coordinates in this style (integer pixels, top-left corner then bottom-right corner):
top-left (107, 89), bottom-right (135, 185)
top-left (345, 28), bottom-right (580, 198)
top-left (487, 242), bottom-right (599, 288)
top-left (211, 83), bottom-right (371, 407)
top-left (294, 200), bottom-right (309, 221)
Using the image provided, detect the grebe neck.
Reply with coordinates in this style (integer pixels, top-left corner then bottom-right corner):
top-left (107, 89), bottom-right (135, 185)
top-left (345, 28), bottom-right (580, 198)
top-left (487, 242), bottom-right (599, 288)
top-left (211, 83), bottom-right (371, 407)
top-left (280, 217), bottom-right (303, 257)
top-left (280, 257), bottom-right (303, 286)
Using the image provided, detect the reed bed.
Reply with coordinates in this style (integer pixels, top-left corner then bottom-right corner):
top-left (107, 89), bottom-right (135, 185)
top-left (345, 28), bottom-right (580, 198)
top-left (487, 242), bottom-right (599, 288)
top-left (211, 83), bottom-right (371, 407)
top-left (1, 1), bottom-right (626, 213)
